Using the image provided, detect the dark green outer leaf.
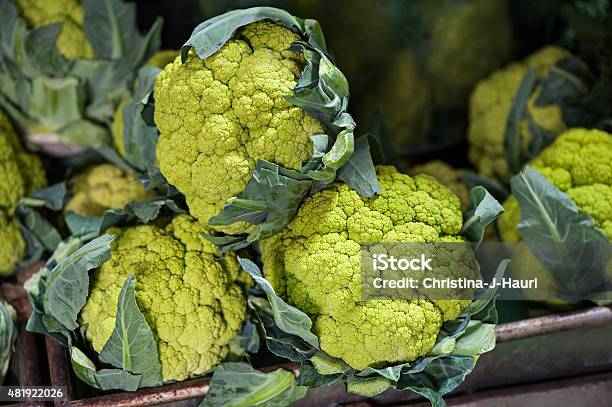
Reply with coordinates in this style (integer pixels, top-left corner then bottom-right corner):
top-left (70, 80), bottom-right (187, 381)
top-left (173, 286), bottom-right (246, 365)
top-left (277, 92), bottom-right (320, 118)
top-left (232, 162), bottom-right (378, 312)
top-left (83, 0), bottom-right (137, 60)
top-left (66, 197), bottom-right (183, 240)
top-left (248, 297), bottom-right (317, 362)
top-left (461, 186), bottom-right (504, 244)
top-left (182, 7), bottom-right (304, 62)
top-left (208, 160), bottom-right (313, 244)
top-left (200, 362), bottom-right (307, 407)
top-left (238, 258), bottom-right (319, 349)
top-left (337, 135), bottom-right (381, 197)
top-left (99, 275), bottom-right (163, 387)
top-left (511, 167), bottom-right (609, 298)
top-left (43, 235), bottom-right (115, 331)
top-left (504, 68), bottom-right (538, 174)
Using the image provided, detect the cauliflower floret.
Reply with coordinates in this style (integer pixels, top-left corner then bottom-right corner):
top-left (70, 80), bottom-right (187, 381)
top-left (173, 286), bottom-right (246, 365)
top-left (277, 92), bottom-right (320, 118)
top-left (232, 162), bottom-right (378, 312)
top-left (80, 214), bottom-right (248, 382)
top-left (468, 46), bottom-right (570, 181)
top-left (261, 166), bottom-right (475, 370)
top-left (153, 21), bottom-right (324, 234)
top-left (65, 164), bottom-right (153, 217)
top-left (13, 0), bottom-right (93, 59)
top-left (0, 110), bottom-right (46, 275)
top-left (409, 160), bottom-right (469, 211)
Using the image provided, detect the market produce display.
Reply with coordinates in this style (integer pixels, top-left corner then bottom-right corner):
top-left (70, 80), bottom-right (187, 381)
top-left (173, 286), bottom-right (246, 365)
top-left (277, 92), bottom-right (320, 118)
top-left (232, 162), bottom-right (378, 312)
top-left (0, 1), bottom-right (610, 406)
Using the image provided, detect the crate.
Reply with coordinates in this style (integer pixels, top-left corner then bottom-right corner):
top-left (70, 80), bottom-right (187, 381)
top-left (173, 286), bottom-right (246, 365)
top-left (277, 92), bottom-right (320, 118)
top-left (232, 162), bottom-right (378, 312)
top-left (29, 305), bottom-right (612, 406)
top-left (0, 264), bottom-right (50, 405)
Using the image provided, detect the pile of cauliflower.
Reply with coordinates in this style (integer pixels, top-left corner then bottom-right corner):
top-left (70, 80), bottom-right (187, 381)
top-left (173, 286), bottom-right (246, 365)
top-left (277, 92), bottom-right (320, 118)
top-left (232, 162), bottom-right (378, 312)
top-left (0, 2), bottom-right (608, 406)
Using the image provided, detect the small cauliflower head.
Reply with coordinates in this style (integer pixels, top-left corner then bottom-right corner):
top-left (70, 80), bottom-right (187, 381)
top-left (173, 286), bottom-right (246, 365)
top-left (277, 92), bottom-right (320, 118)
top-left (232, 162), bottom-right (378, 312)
top-left (409, 160), bottom-right (469, 211)
top-left (499, 129), bottom-right (612, 302)
top-left (65, 164), bottom-right (153, 217)
top-left (425, 0), bottom-right (512, 110)
top-left (499, 128), bottom-right (612, 242)
top-left (13, 0), bottom-right (93, 60)
top-left (112, 50), bottom-right (180, 156)
top-left (261, 166), bottom-right (475, 370)
top-left (371, 49), bottom-right (432, 150)
top-left (81, 215), bottom-right (248, 382)
top-left (468, 46), bottom-right (571, 181)
top-left (0, 110), bottom-right (46, 275)
top-left (153, 21), bottom-right (324, 234)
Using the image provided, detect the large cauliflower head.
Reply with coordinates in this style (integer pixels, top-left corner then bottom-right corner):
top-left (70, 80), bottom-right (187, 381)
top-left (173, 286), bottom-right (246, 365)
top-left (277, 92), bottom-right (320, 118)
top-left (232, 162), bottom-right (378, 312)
top-left (261, 166), bottom-right (475, 370)
top-left (499, 128), bottom-right (612, 242)
top-left (81, 215), bottom-right (248, 382)
top-left (65, 164), bottom-right (153, 217)
top-left (0, 110), bottom-right (46, 275)
top-left (153, 21), bottom-right (324, 234)
top-left (468, 46), bottom-right (570, 181)
top-left (426, 0), bottom-right (512, 110)
top-left (13, 0), bottom-right (93, 60)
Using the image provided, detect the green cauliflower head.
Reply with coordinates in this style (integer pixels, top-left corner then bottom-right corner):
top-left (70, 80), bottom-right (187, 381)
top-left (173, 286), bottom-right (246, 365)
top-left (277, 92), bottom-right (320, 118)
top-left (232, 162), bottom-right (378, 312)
top-left (498, 129), bottom-right (612, 303)
top-left (65, 164), bottom-right (153, 218)
top-left (13, 0), bottom-right (93, 60)
top-left (499, 128), bottom-right (612, 242)
top-left (153, 21), bottom-right (324, 234)
top-left (112, 50), bottom-right (180, 157)
top-left (425, 0), bottom-right (512, 110)
top-left (261, 166), bottom-right (475, 370)
top-left (0, 110), bottom-right (46, 275)
top-left (80, 214), bottom-right (248, 382)
top-left (468, 46), bottom-right (571, 181)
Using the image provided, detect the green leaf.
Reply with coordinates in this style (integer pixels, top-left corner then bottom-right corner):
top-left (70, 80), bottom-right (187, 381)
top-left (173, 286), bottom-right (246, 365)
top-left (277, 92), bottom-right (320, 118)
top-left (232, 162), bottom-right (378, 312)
top-left (239, 258), bottom-right (319, 349)
top-left (0, 302), bottom-right (17, 385)
top-left (461, 186), bottom-right (504, 244)
top-left (182, 7), bottom-right (305, 62)
top-left (248, 297), bottom-right (317, 362)
top-left (209, 161), bottom-right (313, 242)
top-left (24, 24), bottom-right (69, 76)
top-left (452, 321), bottom-right (496, 356)
top-left (346, 376), bottom-right (391, 397)
top-left (43, 235), bottom-right (115, 331)
top-left (200, 362), bottom-right (307, 407)
top-left (296, 362), bottom-right (343, 388)
top-left (228, 319), bottom-right (260, 360)
top-left (99, 275), bottom-right (163, 387)
top-left (66, 197), bottom-right (183, 240)
top-left (337, 135), bottom-right (381, 197)
top-left (504, 68), bottom-right (538, 174)
top-left (70, 346), bottom-right (142, 391)
top-left (536, 57), bottom-right (590, 107)
top-left (122, 67), bottom-right (161, 171)
top-left (83, 0), bottom-right (161, 65)
top-left (511, 166), bottom-right (610, 299)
